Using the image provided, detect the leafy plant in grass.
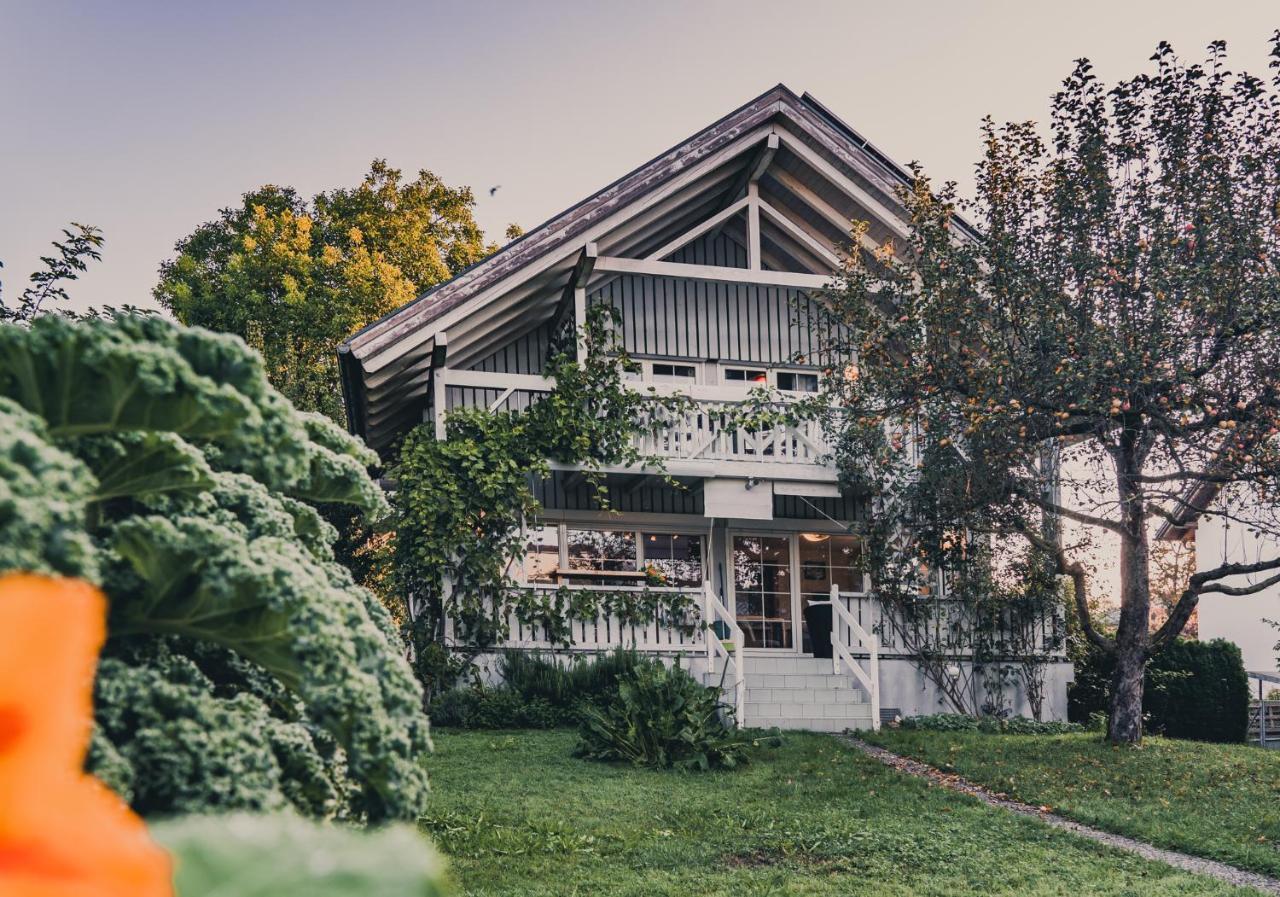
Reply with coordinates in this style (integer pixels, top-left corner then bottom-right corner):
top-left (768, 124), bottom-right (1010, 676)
top-left (574, 661), bottom-right (752, 771)
top-left (431, 651), bottom-right (653, 730)
top-left (0, 314), bottom-right (429, 821)
top-left (896, 714), bottom-right (1082, 735)
top-left (500, 648), bottom-right (648, 710)
top-left (428, 686), bottom-right (567, 730)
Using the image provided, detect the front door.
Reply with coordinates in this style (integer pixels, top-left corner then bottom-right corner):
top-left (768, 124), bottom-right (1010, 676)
top-left (729, 532), bottom-right (863, 653)
top-left (730, 534), bottom-right (794, 649)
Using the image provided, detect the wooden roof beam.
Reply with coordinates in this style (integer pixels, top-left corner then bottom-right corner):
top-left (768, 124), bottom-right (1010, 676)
top-left (643, 197), bottom-right (749, 261)
top-left (593, 255), bottom-right (832, 290)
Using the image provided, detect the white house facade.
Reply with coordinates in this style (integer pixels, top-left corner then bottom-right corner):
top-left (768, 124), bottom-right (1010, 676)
top-left (339, 86), bottom-right (1073, 730)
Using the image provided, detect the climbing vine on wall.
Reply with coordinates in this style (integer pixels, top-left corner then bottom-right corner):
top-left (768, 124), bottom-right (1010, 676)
top-left (390, 305), bottom-right (690, 692)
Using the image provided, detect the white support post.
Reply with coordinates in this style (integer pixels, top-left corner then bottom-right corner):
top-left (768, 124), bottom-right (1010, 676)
top-left (747, 181), bottom-right (761, 271)
top-left (431, 331), bottom-right (448, 440)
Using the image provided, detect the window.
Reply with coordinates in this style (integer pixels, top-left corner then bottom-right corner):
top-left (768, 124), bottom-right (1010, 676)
top-left (723, 367), bottom-right (767, 384)
top-left (642, 532), bottom-right (704, 588)
top-left (650, 363), bottom-right (697, 382)
top-left (522, 525), bottom-right (561, 584)
top-left (732, 535), bottom-right (792, 648)
top-left (776, 371), bottom-right (820, 393)
top-left (524, 526), bottom-right (707, 588)
top-left (566, 529), bottom-right (638, 581)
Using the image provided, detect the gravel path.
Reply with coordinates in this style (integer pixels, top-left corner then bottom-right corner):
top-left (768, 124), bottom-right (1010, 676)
top-left (843, 735), bottom-right (1280, 895)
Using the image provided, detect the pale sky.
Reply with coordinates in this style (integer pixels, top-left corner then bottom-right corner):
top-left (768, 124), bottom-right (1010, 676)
top-left (2, 0), bottom-right (1277, 315)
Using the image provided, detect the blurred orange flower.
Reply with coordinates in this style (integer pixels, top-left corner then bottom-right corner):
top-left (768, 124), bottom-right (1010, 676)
top-left (0, 573), bottom-right (172, 897)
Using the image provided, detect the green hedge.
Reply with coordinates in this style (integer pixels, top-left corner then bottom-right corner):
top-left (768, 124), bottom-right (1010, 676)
top-left (897, 713), bottom-right (1082, 735)
top-left (429, 650), bottom-right (653, 730)
top-left (1069, 638), bottom-right (1249, 742)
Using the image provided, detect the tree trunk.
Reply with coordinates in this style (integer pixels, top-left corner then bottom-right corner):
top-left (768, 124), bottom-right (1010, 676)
top-left (1108, 441), bottom-right (1150, 744)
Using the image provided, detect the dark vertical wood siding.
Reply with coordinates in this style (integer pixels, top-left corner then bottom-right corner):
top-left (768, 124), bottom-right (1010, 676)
top-left (590, 276), bottom-right (842, 365)
top-left (468, 322), bottom-right (553, 375)
top-left (532, 471), bottom-right (704, 515)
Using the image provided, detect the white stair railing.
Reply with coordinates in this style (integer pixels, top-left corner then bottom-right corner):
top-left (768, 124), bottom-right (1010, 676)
top-left (703, 581), bottom-right (746, 728)
top-left (822, 584), bottom-right (881, 731)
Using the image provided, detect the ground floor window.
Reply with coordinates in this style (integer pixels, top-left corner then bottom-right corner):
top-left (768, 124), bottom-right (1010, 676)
top-left (520, 524), bottom-right (707, 588)
top-left (642, 532), bottom-right (704, 588)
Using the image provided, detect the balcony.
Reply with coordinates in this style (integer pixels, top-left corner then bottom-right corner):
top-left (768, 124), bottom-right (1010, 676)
top-left (437, 368), bottom-right (835, 481)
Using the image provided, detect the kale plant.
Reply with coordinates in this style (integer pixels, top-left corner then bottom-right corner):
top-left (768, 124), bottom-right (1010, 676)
top-left (0, 314), bottom-right (429, 821)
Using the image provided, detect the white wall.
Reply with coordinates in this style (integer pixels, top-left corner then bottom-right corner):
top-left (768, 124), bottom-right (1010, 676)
top-left (464, 651), bottom-right (1074, 722)
top-left (1194, 514), bottom-right (1280, 676)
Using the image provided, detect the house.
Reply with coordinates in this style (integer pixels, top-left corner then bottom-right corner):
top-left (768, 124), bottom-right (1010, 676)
top-left (338, 85), bottom-right (1073, 730)
top-left (1158, 488), bottom-right (1280, 684)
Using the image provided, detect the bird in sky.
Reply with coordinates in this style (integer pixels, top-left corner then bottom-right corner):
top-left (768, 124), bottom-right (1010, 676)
top-left (489, 185), bottom-right (501, 197)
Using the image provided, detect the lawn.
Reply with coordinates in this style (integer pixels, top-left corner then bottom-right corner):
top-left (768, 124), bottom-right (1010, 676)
top-left (866, 729), bottom-right (1280, 878)
top-left (423, 729), bottom-right (1264, 896)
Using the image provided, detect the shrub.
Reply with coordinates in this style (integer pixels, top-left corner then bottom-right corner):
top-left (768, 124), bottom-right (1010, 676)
top-left (428, 686), bottom-right (569, 730)
top-left (897, 713), bottom-right (1082, 735)
top-left (1068, 638), bottom-right (1249, 742)
top-left (1144, 640), bottom-right (1250, 743)
top-left (574, 661), bottom-right (750, 770)
top-left (500, 649), bottom-right (647, 711)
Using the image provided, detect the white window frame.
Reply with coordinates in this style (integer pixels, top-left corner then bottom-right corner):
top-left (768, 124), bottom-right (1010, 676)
top-left (518, 522), bottom-right (708, 588)
top-left (717, 363), bottom-right (821, 393)
top-left (641, 360), bottom-right (702, 384)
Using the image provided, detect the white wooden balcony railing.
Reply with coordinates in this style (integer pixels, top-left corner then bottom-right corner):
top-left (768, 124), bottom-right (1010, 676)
top-left (485, 581), bottom-right (747, 726)
top-left (437, 368), bottom-right (832, 475)
top-left (497, 583), bottom-right (708, 654)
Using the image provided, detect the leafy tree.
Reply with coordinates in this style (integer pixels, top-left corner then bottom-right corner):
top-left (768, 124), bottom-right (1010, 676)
top-left (155, 161), bottom-right (491, 422)
top-left (826, 38), bottom-right (1280, 743)
top-left (0, 314), bottom-right (429, 820)
top-left (0, 223), bottom-right (104, 322)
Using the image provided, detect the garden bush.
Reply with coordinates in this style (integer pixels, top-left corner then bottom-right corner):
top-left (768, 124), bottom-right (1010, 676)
top-left (574, 660), bottom-right (752, 770)
top-left (430, 650), bottom-right (653, 730)
top-left (896, 713), bottom-right (1082, 735)
top-left (0, 315), bottom-right (429, 821)
top-left (428, 686), bottom-right (568, 730)
top-left (500, 648), bottom-right (648, 711)
top-left (1068, 638), bottom-right (1249, 742)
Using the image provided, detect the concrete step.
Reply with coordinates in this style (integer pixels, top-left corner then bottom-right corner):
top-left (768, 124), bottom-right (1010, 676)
top-left (751, 717), bottom-right (872, 733)
top-left (745, 686), bottom-right (865, 704)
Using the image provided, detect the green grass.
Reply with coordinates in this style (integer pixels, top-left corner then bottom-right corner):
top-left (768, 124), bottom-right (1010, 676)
top-left (423, 729), bottom-right (1264, 896)
top-left (867, 729), bottom-right (1280, 878)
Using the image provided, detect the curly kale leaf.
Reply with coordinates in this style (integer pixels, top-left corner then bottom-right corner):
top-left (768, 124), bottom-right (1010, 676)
top-left (0, 315), bottom-right (386, 517)
top-left (0, 314), bottom-right (257, 441)
top-left (92, 645), bottom-right (347, 818)
top-left (0, 396), bottom-right (98, 579)
top-left (74, 431), bottom-right (215, 503)
top-left (153, 813), bottom-right (449, 897)
top-left (106, 475), bottom-right (430, 821)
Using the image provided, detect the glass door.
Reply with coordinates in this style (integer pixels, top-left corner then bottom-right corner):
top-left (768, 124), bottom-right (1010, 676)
top-left (730, 535), bottom-right (793, 649)
top-left (729, 531), bottom-right (864, 653)
top-left (797, 533), bottom-right (864, 653)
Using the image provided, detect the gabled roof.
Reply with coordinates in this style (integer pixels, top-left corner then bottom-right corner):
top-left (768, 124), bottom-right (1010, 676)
top-left (340, 84), bottom-right (973, 450)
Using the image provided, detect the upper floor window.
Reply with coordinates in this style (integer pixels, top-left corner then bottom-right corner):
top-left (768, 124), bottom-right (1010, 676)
top-left (776, 371), bottom-right (820, 393)
top-left (650, 363), bottom-right (697, 382)
top-left (723, 367), bottom-right (767, 384)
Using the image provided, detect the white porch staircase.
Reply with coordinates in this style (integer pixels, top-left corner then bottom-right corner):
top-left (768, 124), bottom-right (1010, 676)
top-left (731, 656), bottom-right (874, 733)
